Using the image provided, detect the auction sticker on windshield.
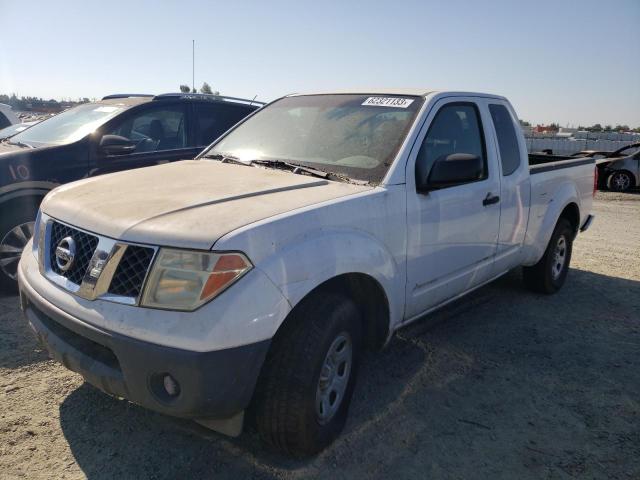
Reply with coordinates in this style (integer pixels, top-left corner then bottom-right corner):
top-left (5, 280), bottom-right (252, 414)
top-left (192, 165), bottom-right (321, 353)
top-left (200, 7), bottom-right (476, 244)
top-left (362, 97), bottom-right (415, 108)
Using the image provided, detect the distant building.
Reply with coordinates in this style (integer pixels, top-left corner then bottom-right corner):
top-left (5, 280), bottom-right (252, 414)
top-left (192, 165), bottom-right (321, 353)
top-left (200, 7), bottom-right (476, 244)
top-left (534, 124), bottom-right (559, 133)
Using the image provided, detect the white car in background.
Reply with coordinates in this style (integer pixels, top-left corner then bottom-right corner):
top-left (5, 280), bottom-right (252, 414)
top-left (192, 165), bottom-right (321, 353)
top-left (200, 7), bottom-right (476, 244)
top-left (601, 142), bottom-right (640, 192)
top-left (0, 103), bottom-right (19, 130)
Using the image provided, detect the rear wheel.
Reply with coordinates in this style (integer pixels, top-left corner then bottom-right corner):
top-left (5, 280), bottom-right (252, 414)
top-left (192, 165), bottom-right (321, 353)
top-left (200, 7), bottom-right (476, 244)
top-left (253, 292), bottom-right (362, 456)
top-left (0, 202), bottom-right (39, 290)
top-left (523, 218), bottom-right (574, 294)
top-left (607, 171), bottom-right (634, 192)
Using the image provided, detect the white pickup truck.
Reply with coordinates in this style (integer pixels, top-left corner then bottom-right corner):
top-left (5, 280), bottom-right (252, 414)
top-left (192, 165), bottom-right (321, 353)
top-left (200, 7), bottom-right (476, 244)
top-left (18, 89), bottom-right (596, 456)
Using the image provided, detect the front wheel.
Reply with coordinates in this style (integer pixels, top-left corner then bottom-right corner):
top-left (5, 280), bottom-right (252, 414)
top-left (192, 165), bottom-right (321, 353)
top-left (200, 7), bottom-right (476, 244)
top-left (0, 204), bottom-right (39, 289)
top-left (253, 292), bottom-right (362, 456)
top-left (523, 218), bottom-right (574, 294)
top-left (607, 171), bottom-right (634, 192)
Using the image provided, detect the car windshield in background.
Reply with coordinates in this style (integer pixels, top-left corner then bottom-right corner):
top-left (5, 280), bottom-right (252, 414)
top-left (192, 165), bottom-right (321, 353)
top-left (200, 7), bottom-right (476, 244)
top-left (10, 103), bottom-right (126, 147)
top-left (0, 122), bottom-right (35, 140)
top-left (204, 94), bottom-right (424, 183)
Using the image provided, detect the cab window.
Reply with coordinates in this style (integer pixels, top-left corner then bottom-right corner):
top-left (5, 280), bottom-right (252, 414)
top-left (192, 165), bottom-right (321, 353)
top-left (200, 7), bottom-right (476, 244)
top-left (415, 102), bottom-right (487, 187)
top-left (489, 104), bottom-right (521, 175)
top-left (108, 106), bottom-right (186, 153)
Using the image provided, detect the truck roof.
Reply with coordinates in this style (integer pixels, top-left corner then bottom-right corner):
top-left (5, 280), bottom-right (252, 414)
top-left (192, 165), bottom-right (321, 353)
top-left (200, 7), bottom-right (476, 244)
top-left (100, 93), bottom-right (264, 106)
top-left (286, 89), bottom-right (507, 100)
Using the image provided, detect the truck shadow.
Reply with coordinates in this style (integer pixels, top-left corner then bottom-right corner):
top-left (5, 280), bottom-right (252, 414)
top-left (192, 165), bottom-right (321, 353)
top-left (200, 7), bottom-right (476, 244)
top-left (58, 268), bottom-right (640, 479)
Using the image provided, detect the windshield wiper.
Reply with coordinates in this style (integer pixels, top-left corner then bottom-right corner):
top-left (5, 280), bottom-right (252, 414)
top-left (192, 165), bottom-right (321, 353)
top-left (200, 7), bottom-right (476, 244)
top-left (205, 153), bottom-right (358, 184)
top-left (8, 140), bottom-right (34, 149)
top-left (251, 159), bottom-right (352, 183)
top-left (253, 159), bottom-right (328, 178)
top-left (203, 152), bottom-right (252, 166)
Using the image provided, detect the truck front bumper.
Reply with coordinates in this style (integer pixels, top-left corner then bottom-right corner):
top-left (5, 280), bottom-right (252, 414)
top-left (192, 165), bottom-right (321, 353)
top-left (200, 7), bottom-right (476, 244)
top-left (18, 267), bottom-right (270, 424)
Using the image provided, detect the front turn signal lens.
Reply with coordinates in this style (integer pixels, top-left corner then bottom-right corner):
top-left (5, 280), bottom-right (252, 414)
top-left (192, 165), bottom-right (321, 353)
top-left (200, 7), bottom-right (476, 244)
top-left (140, 249), bottom-right (252, 311)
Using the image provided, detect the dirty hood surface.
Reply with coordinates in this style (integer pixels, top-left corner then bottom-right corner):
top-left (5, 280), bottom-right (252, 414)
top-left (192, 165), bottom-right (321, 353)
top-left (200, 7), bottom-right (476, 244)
top-left (41, 160), bottom-right (371, 249)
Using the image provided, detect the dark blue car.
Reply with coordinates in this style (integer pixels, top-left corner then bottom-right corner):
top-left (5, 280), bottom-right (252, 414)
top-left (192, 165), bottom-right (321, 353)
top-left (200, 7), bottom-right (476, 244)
top-left (0, 93), bottom-right (262, 286)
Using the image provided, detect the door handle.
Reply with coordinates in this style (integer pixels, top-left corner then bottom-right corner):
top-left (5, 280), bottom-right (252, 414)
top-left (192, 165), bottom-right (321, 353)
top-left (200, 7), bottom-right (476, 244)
top-left (483, 193), bottom-right (500, 206)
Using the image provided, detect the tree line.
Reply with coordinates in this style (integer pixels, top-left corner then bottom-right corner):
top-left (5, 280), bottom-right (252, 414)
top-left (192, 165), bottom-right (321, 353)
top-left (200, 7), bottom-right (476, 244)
top-left (178, 82), bottom-right (220, 96)
top-left (0, 94), bottom-right (90, 112)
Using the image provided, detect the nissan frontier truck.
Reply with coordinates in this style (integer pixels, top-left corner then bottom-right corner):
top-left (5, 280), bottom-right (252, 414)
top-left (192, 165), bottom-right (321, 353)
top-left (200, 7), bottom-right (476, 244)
top-left (18, 89), bottom-right (596, 456)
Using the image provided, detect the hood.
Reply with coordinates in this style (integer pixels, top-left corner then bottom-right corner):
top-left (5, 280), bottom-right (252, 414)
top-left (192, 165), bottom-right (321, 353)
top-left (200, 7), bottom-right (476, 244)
top-left (42, 160), bottom-right (372, 249)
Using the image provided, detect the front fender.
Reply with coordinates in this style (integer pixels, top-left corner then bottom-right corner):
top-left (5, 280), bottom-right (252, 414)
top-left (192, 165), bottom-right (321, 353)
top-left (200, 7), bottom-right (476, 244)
top-left (256, 228), bottom-right (404, 329)
top-left (522, 179), bottom-right (579, 266)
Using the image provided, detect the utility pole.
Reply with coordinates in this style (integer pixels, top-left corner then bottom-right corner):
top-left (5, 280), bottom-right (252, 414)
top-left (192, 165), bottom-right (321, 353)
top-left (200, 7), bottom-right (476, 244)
top-left (192, 40), bottom-right (195, 93)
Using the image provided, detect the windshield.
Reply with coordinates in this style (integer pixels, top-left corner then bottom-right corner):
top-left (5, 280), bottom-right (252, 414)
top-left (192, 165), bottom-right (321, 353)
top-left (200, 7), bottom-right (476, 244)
top-left (10, 103), bottom-right (126, 146)
top-left (204, 94), bottom-right (424, 183)
top-left (0, 123), bottom-right (32, 139)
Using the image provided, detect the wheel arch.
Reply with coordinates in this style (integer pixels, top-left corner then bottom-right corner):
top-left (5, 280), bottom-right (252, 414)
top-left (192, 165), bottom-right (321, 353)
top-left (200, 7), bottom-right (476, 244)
top-left (607, 169), bottom-right (636, 190)
top-left (272, 272), bottom-right (391, 352)
top-left (0, 190), bottom-right (47, 210)
top-left (522, 187), bottom-right (582, 267)
top-left (558, 202), bottom-right (580, 236)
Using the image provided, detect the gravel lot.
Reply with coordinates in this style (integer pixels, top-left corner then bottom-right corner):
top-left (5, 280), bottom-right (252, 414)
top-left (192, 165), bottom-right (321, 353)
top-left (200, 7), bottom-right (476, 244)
top-left (1, 191), bottom-right (638, 479)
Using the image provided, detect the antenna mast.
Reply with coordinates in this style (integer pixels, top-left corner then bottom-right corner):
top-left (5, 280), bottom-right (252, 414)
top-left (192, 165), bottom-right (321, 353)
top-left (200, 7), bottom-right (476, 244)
top-left (192, 40), bottom-right (195, 93)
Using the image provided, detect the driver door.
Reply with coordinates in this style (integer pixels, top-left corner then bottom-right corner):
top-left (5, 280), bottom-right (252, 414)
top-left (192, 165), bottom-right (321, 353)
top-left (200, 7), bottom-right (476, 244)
top-left (89, 103), bottom-right (199, 176)
top-left (404, 99), bottom-right (501, 319)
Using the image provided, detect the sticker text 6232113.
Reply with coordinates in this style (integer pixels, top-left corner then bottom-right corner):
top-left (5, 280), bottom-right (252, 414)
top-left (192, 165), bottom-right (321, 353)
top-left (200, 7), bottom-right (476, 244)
top-left (362, 97), bottom-right (415, 108)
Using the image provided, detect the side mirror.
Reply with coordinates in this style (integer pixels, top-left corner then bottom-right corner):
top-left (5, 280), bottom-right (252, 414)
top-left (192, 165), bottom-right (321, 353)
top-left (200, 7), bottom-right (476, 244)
top-left (418, 153), bottom-right (484, 191)
top-left (100, 135), bottom-right (135, 155)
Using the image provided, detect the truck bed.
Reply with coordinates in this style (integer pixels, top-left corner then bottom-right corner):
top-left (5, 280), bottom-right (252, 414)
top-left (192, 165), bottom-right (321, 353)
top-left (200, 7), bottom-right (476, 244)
top-left (522, 154), bottom-right (596, 265)
top-left (528, 153), bottom-right (595, 174)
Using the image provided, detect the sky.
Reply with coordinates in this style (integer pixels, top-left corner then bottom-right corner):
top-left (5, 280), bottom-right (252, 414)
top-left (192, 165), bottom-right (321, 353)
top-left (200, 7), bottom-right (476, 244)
top-left (1, 0), bottom-right (639, 127)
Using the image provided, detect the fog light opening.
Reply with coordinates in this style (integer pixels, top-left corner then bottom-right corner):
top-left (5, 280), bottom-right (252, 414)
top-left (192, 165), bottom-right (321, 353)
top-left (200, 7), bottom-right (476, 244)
top-left (163, 374), bottom-right (180, 397)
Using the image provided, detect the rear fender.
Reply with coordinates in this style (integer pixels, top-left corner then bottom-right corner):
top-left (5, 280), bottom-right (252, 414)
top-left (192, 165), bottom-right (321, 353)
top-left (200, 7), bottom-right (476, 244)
top-left (522, 180), bottom-right (579, 266)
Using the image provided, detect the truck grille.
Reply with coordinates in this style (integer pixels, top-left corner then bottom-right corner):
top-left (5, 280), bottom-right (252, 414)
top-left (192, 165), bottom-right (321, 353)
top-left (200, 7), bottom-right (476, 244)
top-left (108, 246), bottom-right (155, 298)
top-left (44, 219), bottom-right (156, 303)
top-left (49, 222), bottom-right (99, 285)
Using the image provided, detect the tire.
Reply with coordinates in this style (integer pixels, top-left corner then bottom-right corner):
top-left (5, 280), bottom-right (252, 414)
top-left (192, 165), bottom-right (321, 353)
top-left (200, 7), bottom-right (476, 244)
top-left (253, 292), bottom-right (362, 456)
top-left (523, 218), bottom-right (574, 294)
top-left (607, 171), bottom-right (634, 192)
top-left (0, 199), bottom-right (40, 290)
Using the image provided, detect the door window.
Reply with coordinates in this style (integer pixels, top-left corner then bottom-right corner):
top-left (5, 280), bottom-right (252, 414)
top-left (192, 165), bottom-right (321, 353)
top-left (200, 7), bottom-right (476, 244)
top-left (489, 104), bottom-right (521, 176)
top-left (193, 103), bottom-right (255, 147)
top-left (107, 106), bottom-right (186, 153)
top-left (415, 103), bottom-right (487, 187)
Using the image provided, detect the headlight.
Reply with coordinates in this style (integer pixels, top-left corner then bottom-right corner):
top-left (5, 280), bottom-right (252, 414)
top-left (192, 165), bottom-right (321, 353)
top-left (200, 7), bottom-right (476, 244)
top-left (140, 249), bottom-right (252, 311)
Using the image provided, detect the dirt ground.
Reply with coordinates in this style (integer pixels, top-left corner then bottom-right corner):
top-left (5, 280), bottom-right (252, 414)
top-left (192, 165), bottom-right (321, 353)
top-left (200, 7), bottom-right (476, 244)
top-left (1, 191), bottom-right (638, 480)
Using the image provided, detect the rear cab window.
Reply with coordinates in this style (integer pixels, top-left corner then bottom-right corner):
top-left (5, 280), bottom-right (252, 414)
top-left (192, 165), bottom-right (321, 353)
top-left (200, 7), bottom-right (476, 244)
top-left (489, 104), bottom-right (521, 176)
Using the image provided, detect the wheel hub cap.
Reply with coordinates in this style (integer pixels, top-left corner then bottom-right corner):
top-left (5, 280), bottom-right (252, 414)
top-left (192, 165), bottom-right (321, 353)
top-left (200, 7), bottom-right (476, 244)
top-left (316, 332), bottom-right (352, 425)
top-left (0, 221), bottom-right (35, 281)
top-left (551, 235), bottom-right (567, 280)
